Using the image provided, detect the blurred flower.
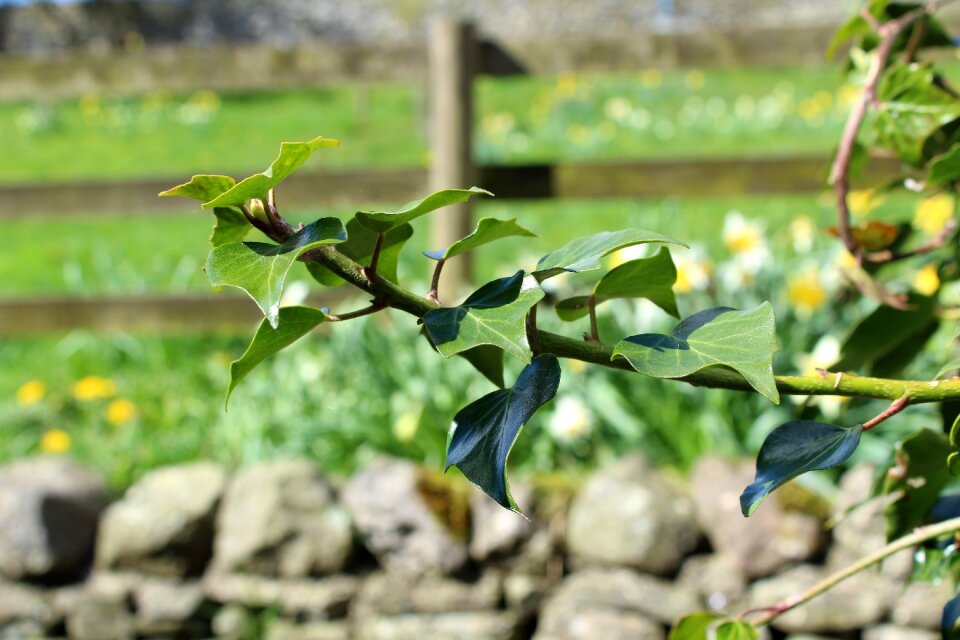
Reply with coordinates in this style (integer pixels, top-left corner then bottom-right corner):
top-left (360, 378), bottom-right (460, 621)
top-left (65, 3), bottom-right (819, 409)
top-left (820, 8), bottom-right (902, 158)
top-left (641, 69), bottom-right (663, 88)
top-left (914, 193), bottom-right (955, 236)
top-left (106, 399), bottom-right (137, 426)
top-left (848, 189), bottom-right (883, 218)
top-left (608, 243), bottom-right (650, 269)
top-left (556, 73), bottom-right (578, 98)
top-left (798, 98), bottom-right (823, 124)
top-left (673, 245), bottom-right (712, 294)
top-left (813, 90), bottom-right (833, 111)
top-left (78, 94), bottom-right (101, 118)
top-left (684, 69), bottom-right (705, 91)
top-left (789, 216), bottom-right (816, 253)
top-left (723, 211), bottom-right (765, 255)
top-left (566, 124), bottom-right (591, 145)
top-left (40, 429), bottom-right (71, 454)
top-left (836, 84), bottom-right (860, 109)
top-left (394, 405), bottom-right (421, 443)
top-left (603, 97), bottom-right (632, 123)
top-left (913, 264), bottom-right (941, 296)
top-left (16, 380), bottom-right (45, 406)
top-left (786, 266), bottom-right (828, 318)
top-left (566, 359), bottom-right (588, 375)
top-left (72, 375), bottom-right (116, 401)
top-left (482, 112), bottom-right (515, 140)
top-left (548, 396), bottom-right (593, 443)
top-left (835, 248), bottom-right (858, 270)
top-left (734, 96), bottom-right (755, 120)
top-left (793, 335), bottom-right (848, 418)
top-left (630, 108), bottom-right (652, 130)
top-left (280, 280), bottom-right (310, 306)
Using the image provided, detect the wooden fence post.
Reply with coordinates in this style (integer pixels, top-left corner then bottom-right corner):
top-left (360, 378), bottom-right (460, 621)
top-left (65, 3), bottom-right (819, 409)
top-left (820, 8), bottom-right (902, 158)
top-left (428, 17), bottom-right (478, 301)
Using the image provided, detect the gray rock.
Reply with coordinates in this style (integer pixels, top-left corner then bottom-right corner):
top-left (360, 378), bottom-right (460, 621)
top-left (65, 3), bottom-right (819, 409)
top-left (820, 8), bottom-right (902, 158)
top-left (534, 599), bottom-right (663, 640)
top-left (892, 580), bottom-right (956, 630)
top-left (863, 625), bottom-right (939, 640)
top-left (211, 604), bottom-right (253, 639)
top-left (0, 458), bottom-right (107, 581)
top-left (470, 483), bottom-right (533, 561)
top-left (204, 572), bottom-right (358, 618)
top-left (133, 577), bottom-right (204, 635)
top-left (213, 459), bottom-right (353, 578)
top-left (352, 571), bottom-right (501, 619)
top-left (747, 564), bottom-right (897, 633)
top-left (0, 619), bottom-right (48, 639)
top-left (265, 619), bottom-right (350, 640)
top-left (690, 457), bottom-right (823, 579)
top-left (565, 455), bottom-right (699, 574)
top-left (96, 462), bottom-right (227, 577)
top-left (0, 581), bottom-right (55, 629)
top-left (539, 568), bottom-right (701, 626)
top-left (65, 595), bottom-right (135, 640)
top-left (342, 458), bottom-right (468, 578)
top-left (503, 573), bottom-right (550, 617)
top-left (677, 554), bottom-right (748, 613)
top-left (355, 612), bottom-right (519, 640)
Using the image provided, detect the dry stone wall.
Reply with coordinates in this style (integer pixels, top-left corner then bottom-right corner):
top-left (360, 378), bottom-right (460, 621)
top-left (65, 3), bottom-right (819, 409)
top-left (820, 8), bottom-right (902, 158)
top-left (0, 453), bottom-right (947, 640)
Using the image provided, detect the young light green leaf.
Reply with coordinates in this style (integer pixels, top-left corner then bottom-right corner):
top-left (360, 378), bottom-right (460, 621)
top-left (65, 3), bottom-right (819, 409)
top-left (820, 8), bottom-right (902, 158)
top-left (447, 353), bottom-right (560, 511)
top-left (668, 612), bottom-right (725, 640)
top-left (740, 421), bottom-right (862, 516)
top-left (883, 428), bottom-right (952, 539)
top-left (929, 143), bottom-right (960, 186)
top-left (936, 357), bottom-right (960, 380)
top-left (202, 136), bottom-right (340, 208)
top-left (206, 217), bottom-right (346, 328)
top-left (715, 621), bottom-right (758, 640)
top-left (422, 270), bottom-right (544, 363)
top-left (226, 306), bottom-right (327, 407)
top-left (534, 228), bottom-right (687, 281)
top-left (355, 187), bottom-right (493, 233)
top-left (210, 207), bottom-right (252, 248)
top-left (424, 217), bottom-right (536, 261)
top-left (612, 303), bottom-right (780, 403)
top-left (556, 246), bottom-right (680, 321)
top-left (158, 174), bottom-right (236, 202)
top-left (307, 217), bottom-right (413, 287)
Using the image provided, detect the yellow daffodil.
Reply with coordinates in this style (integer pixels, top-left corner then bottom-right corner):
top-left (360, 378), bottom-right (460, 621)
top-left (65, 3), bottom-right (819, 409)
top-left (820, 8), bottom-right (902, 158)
top-left (641, 69), bottom-right (663, 89)
top-left (914, 193), bottom-right (955, 236)
top-left (556, 73), bottom-right (578, 98)
top-left (913, 264), bottom-right (941, 296)
top-left (72, 375), bottom-right (117, 401)
top-left (40, 429), bottom-right (71, 454)
top-left (848, 189), bottom-right (883, 218)
top-left (836, 84), bottom-right (860, 109)
top-left (723, 212), bottom-right (765, 255)
top-left (393, 406), bottom-right (421, 443)
top-left (106, 399), bottom-right (138, 426)
top-left (16, 380), bottom-right (45, 406)
top-left (787, 268), bottom-right (828, 318)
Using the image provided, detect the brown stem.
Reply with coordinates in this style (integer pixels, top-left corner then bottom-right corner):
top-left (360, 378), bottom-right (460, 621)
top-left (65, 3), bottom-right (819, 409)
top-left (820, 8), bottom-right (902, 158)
top-left (428, 259), bottom-right (446, 304)
top-left (903, 17), bottom-right (927, 63)
top-left (863, 219), bottom-right (957, 264)
top-left (265, 189), bottom-right (295, 239)
top-left (325, 301), bottom-right (387, 322)
top-left (240, 203), bottom-right (278, 240)
top-left (364, 232), bottom-right (386, 281)
top-left (862, 394), bottom-right (910, 431)
top-left (526, 303), bottom-right (541, 353)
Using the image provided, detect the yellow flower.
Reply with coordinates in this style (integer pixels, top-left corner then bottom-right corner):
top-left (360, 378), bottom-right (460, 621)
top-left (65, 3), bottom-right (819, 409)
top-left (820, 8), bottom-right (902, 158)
top-left (641, 69), bottom-right (663, 88)
top-left (914, 194), bottom-right (955, 236)
top-left (566, 124), bottom-right (590, 146)
top-left (393, 405), bottom-right (421, 443)
top-left (836, 249), bottom-right (858, 270)
top-left (848, 189), bottom-right (883, 218)
top-left (798, 98), bottom-right (823, 123)
top-left (106, 399), bottom-right (137, 426)
top-left (836, 84), bottom-right (860, 109)
top-left (913, 264), bottom-right (941, 296)
top-left (40, 429), bottom-right (71, 454)
top-left (16, 380), bottom-right (45, 406)
top-left (685, 70), bottom-right (705, 91)
top-left (78, 94), bottom-right (101, 118)
top-left (567, 358), bottom-right (588, 375)
top-left (72, 376), bottom-right (117, 401)
top-left (790, 216), bottom-right (816, 253)
top-left (787, 269), bottom-right (828, 318)
top-left (556, 73), bottom-right (578, 98)
top-left (723, 212), bottom-right (765, 254)
top-left (673, 246), bottom-right (713, 294)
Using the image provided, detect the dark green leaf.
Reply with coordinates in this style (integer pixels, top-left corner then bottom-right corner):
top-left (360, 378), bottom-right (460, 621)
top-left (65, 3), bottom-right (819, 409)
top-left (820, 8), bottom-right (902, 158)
top-left (206, 217), bottom-right (347, 328)
top-left (668, 613), bottom-right (725, 640)
top-left (458, 345), bottom-right (506, 388)
top-left (425, 217), bottom-right (536, 261)
top-left (534, 229), bottom-right (687, 281)
top-left (835, 294), bottom-right (937, 373)
top-left (556, 247), bottom-right (680, 321)
top-left (158, 174), bottom-right (236, 202)
top-left (307, 218), bottom-right (413, 286)
top-left (612, 304), bottom-right (780, 403)
top-left (883, 428), bottom-right (953, 539)
top-left (203, 136), bottom-right (340, 208)
top-left (446, 353), bottom-right (560, 511)
top-left (226, 306), bottom-right (327, 407)
top-left (942, 593), bottom-right (960, 640)
top-left (355, 187), bottom-right (492, 233)
top-left (210, 207), bottom-right (252, 248)
top-left (930, 143), bottom-right (960, 185)
top-left (422, 270), bottom-right (544, 362)
top-left (740, 421), bottom-right (862, 516)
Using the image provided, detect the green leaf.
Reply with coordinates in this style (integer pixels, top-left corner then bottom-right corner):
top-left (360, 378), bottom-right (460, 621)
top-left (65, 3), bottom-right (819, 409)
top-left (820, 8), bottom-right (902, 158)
top-left (612, 304), bottom-right (780, 404)
top-left (534, 228), bottom-right (687, 281)
top-left (826, 14), bottom-right (869, 59)
top-left (355, 187), bottom-right (492, 233)
top-left (668, 613), bottom-right (725, 640)
top-left (425, 217), bottom-right (536, 261)
top-left (446, 353), bottom-right (560, 511)
top-left (942, 594), bottom-right (960, 640)
top-left (715, 621), bottom-right (758, 640)
top-left (929, 143), bottom-right (960, 186)
top-left (556, 246), bottom-right (679, 321)
top-left (307, 218), bottom-right (413, 286)
top-left (937, 358), bottom-right (960, 380)
top-left (158, 175), bottom-right (236, 202)
top-left (835, 294), bottom-right (937, 373)
top-left (422, 270), bottom-right (544, 363)
top-left (226, 306), bottom-right (327, 407)
top-left (883, 428), bottom-right (953, 539)
top-left (202, 136), bottom-right (340, 209)
top-left (206, 217), bottom-right (347, 328)
top-left (458, 345), bottom-right (506, 388)
top-left (210, 207), bottom-right (252, 248)
top-left (740, 421), bottom-right (862, 516)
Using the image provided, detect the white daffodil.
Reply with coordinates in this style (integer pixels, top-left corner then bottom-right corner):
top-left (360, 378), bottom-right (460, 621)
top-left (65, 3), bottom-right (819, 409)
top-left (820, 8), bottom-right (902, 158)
top-left (548, 396), bottom-right (594, 443)
top-left (793, 335), bottom-right (849, 418)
